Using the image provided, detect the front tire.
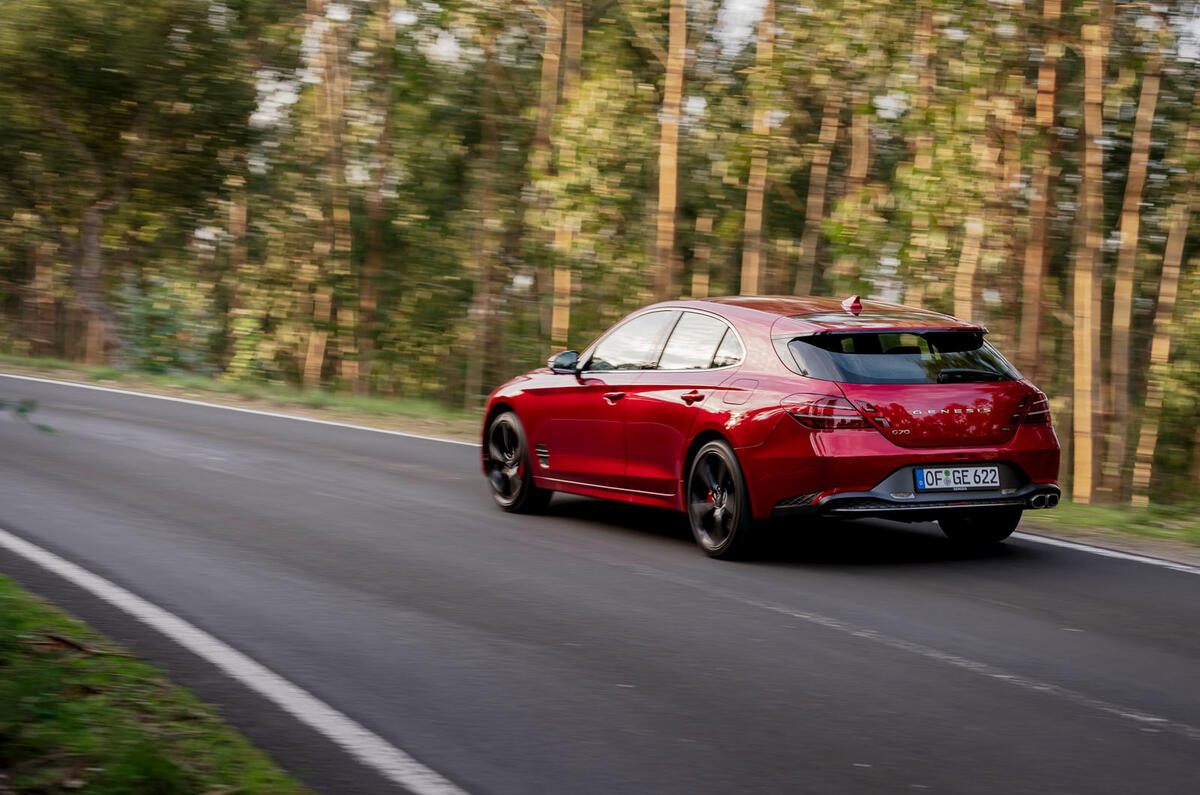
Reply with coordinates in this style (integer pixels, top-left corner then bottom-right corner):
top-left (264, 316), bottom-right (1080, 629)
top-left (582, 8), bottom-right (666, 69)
top-left (938, 507), bottom-right (1022, 547)
top-left (686, 440), bottom-right (754, 559)
top-left (484, 411), bottom-right (552, 513)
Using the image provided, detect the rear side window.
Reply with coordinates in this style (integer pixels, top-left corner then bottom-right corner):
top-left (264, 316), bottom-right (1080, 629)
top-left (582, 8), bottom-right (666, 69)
top-left (589, 311), bottom-right (679, 370)
top-left (657, 312), bottom-right (730, 370)
top-left (712, 329), bottom-right (744, 368)
top-left (786, 331), bottom-right (1020, 384)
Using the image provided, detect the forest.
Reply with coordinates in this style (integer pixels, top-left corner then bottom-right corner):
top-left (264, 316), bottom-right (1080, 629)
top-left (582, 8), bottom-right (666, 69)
top-left (1, 0), bottom-right (1198, 507)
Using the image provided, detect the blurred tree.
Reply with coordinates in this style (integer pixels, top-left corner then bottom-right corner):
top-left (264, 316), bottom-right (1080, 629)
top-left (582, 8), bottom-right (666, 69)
top-left (739, 0), bottom-right (774, 296)
top-left (1071, 2), bottom-right (1109, 505)
top-left (1104, 15), bottom-right (1162, 493)
top-left (0, 0), bottom-right (255, 363)
top-left (623, 0), bottom-right (687, 299)
top-left (1018, 0), bottom-right (1062, 381)
top-left (358, 0), bottom-right (398, 395)
top-left (1131, 86), bottom-right (1200, 507)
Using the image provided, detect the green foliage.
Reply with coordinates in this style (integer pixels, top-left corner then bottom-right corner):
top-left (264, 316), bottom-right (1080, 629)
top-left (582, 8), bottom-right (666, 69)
top-left (0, 0), bottom-right (255, 209)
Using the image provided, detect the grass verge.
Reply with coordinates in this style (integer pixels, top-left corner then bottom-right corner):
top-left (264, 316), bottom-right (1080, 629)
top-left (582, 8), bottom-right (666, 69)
top-left (1026, 500), bottom-right (1200, 550)
top-left (0, 574), bottom-right (309, 794)
top-left (0, 353), bottom-right (481, 441)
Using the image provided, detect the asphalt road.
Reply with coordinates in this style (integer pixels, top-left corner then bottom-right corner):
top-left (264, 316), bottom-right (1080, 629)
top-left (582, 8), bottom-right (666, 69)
top-left (2, 375), bottom-right (1199, 794)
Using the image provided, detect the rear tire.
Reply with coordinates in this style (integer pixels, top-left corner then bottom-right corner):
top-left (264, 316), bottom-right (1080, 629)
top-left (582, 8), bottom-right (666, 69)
top-left (686, 440), bottom-right (754, 559)
top-left (938, 507), bottom-right (1022, 547)
top-left (484, 411), bottom-right (552, 513)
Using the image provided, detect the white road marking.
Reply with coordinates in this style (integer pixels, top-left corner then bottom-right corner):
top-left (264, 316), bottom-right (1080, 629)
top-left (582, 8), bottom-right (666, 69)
top-left (1013, 532), bottom-right (1200, 577)
top-left (0, 525), bottom-right (468, 795)
top-left (0, 373), bottom-right (479, 447)
top-left (4, 373), bottom-right (1199, 578)
top-left (637, 567), bottom-right (1200, 744)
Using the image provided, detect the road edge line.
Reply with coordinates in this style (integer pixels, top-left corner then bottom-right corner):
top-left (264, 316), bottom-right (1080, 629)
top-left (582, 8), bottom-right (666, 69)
top-left (1013, 531), bottom-right (1200, 576)
top-left (0, 525), bottom-right (469, 795)
top-left (0, 372), bottom-right (479, 448)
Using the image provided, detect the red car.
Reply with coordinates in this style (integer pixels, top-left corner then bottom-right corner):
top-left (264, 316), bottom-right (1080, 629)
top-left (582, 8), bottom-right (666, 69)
top-left (482, 296), bottom-right (1060, 558)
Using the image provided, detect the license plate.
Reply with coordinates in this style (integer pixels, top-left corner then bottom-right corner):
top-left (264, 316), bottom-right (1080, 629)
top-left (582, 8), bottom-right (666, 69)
top-left (915, 465), bottom-right (1000, 491)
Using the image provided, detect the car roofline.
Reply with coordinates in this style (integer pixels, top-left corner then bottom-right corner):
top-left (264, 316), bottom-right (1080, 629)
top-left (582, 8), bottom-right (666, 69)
top-left (781, 325), bottom-right (990, 336)
top-left (649, 297), bottom-right (985, 335)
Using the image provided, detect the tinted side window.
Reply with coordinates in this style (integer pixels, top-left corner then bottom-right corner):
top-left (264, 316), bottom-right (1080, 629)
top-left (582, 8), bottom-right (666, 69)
top-left (711, 329), bottom-right (744, 367)
top-left (589, 311), bottom-right (679, 370)
top-left (658, 312), bottom-right (730, 370)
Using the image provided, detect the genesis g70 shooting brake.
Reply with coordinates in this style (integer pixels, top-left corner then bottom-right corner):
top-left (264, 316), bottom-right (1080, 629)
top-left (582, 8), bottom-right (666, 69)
top-left (481, 296), bottom-right (1061, 558)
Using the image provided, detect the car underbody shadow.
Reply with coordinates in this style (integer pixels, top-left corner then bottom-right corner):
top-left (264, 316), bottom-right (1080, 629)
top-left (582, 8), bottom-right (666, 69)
top-left (749, 517), bottom-right (1025, 567)
top-left (541, 494), bottom-right (1030, 567)
top-left (541, 494), bottom-right (694, 543)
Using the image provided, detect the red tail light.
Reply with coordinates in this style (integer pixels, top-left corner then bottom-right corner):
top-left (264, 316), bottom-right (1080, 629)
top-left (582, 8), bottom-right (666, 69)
top-left (1023, 391), bottom-right (1051, 424)
top-left (782, 394), bottom-right (871, 430)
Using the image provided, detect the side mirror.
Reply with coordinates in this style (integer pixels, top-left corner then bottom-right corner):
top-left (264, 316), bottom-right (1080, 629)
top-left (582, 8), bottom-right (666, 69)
top-left (548, 350), bottom-right (581, 374)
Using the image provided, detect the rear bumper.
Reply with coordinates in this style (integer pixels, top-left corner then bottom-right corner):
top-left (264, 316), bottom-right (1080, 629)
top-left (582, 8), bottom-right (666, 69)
top-left (741, 420), bottom-right (1061, 521)
top-left (771, 477), bottom-right (1061, 521)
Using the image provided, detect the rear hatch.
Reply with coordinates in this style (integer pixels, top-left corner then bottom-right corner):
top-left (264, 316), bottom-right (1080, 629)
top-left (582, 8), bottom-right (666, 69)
top-left (835, 381), bottom-right (1030, 447)
top-left (784, 329), bottom-right (1034, 448)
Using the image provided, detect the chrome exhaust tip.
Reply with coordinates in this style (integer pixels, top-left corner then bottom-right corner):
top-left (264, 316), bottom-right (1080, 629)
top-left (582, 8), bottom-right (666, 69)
top-left (1030, 494), bottom-right (1047, 509)
top-left (1046, 493), bottom-right (1059, 508)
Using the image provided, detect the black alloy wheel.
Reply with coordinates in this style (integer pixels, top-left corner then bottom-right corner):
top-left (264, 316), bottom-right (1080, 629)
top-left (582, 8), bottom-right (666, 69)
top-left (938, 507), bottom-right (1022, 547)
top-left (485, 411), bottom-right (551, 513)
top-left (687, 440), bottom-right (753, 559)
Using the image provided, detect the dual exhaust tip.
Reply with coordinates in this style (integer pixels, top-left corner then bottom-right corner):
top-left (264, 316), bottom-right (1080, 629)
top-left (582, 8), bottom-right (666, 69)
top-left (1029, 493), bottom-right (1060, 509)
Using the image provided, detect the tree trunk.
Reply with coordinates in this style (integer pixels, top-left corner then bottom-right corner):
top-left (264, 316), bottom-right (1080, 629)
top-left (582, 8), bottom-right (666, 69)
top-left (26, 241), bottom-right (57, 357)
top-left (1072, 17), bottom-right (1106, 505)
top-left (954, 113), bottom-right (1002, 323)
top-left (299, 0), bottom-right (355, 389)
top-left (845, 90), bottom-right (870, 199)
top-left (303, 286), bottom-right (332, 387)
top-left (463, 39), bottom-right (503, 409)
top-left (953, 215), bottom-right (984, 321)
top-left (1128, 197), bottom-right (1189, 507)
top-left (547, 0), bottom-right (582, 349)
top-left (1018, 0), bottom-right (1061, 380)
top-left (72, 200), bottom-right (122, 364)
top-left (740, 0), bottom-right (774, 296)
top-left (906, 5), bottom-right (935, 283)
top-left (220, 174), bottom-right (249, 375)
top-left (358, 0), bottom-right (396, 395)
top-left (691, 212), bottom-right (714, 298)
top-left (1191, 425), bottom-right (1200, 491)
top-left (303, 0), bottom-right (333, 388)
top-left (653, 0), bottom-right (686, 300)
top-left (531, 1), bottom-right (565, 176)
top-left (328, 15), bottom-right (356, 388)
top-left (1106, 51), bottom-right (1162, 492)
top-left (1130, 90), bottom-right (1199, 507)
top-left (794, 87), bottom-right (842, 296)
top-left (563, 0), bottom-right (583, 100)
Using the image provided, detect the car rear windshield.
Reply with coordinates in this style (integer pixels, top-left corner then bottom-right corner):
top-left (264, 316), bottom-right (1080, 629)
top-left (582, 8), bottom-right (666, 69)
top-left (785, 331), bottom-right (1021, 385)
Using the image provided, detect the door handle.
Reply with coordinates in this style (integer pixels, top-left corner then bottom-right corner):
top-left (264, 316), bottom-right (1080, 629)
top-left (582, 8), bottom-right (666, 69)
top-left (680, 390), bottom-right (704, 404)
top-left (603, 392), bottom-right (625, 403)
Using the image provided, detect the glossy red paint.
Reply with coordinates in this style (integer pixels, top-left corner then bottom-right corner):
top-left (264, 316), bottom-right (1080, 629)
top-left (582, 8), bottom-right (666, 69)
top-left (483, 296), bottom-right (1060, 522)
